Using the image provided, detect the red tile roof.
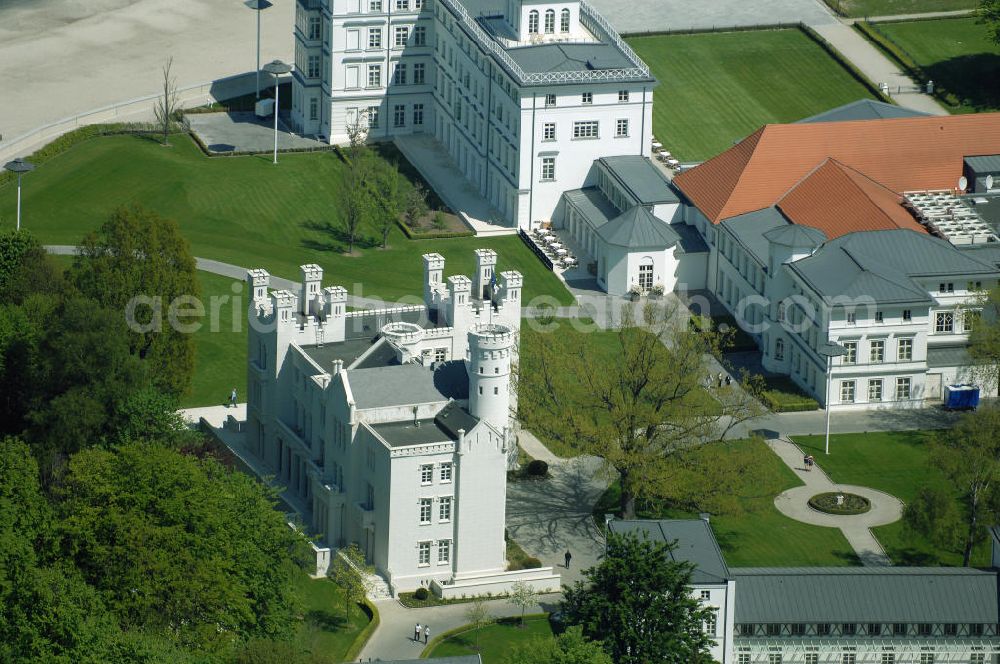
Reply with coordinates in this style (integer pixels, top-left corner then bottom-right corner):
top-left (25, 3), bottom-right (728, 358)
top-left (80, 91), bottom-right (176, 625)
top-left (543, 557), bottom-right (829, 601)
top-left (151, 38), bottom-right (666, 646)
top-left (673, 113), bottom-right (1000, 229)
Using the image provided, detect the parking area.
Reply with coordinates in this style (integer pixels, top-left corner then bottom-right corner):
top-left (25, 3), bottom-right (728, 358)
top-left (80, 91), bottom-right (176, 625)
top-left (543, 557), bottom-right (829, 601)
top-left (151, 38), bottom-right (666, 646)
top-left (185, 112), bottom-right (328, 155)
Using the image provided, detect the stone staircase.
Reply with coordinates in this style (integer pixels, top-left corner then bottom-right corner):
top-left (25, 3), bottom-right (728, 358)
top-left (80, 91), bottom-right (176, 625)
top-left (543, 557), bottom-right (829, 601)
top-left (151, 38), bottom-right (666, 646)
top-left (336, 548), bottom-right (393, 601)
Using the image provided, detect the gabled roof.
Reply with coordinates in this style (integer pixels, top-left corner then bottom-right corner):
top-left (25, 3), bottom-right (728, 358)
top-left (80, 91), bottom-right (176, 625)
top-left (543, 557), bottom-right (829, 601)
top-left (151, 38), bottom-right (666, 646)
top-left (762, 223), bottom-right (826, 248)
top-left (786, 229), bottom-right (996, 304)
top-left (595, 205), bottom-right (681, 249)
top-left (347, 361), bottom-right (469, 409)
top-left (732, 567), bottom-right (1000, 623)
top-left (775, 159), bottom-right (925, 239)
top-left (599, 155), bottom-right (679, 205)
top-left (673, 113), bottom-right (1000, 225)
top-left (609, 519), bottom-right (731, 584)
top-left (798, 99), bottom-right (930, 124)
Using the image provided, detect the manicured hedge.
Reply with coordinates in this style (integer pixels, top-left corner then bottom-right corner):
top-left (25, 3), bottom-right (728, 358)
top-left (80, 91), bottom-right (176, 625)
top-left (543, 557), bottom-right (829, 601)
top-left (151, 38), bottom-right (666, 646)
top-left (761, 376), bottom-right (820, 412)
top-left (342, 599), bottom-right (380, 662)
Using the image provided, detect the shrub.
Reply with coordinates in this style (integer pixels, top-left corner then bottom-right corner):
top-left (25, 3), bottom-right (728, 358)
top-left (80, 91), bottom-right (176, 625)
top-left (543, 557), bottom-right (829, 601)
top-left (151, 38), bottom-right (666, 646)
top-left (526, 459), bottom-right (549, 477)
top-left (432, 212), bottom-right (447, 230)
top-left (523, 556), bottom-right (543, 569)
top-left (759, 376), bottom-right (819, 412)
top-left (413, 587), bottom-right (430, 601)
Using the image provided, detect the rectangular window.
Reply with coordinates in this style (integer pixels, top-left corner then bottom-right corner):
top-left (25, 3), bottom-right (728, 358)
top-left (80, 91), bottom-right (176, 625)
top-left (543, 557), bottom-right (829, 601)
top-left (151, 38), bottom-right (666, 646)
top-left (368, 28), bottom-right (382, 48)
top-left (440, 462), bottom-right (452, 482)
top-left (943, 623), bottom-right (957, 636)
top-left (970, 623), bottom-right (985, 637)
top-left (875, 310), bottom-right (884, 323)
top-left (419, 498), bottom-right (432, 524)
top-left (881, 655), bottom-right (896, 664)
top-left (817, 623), bottom-right (831, 636)
top-left (307, 55), bottom-right (320, 78)
top-left (367, 64), bottom-right (382, 87)
top-left (369, 0), bottom-right (382, 10)
top-left (893, 623), bottom-right (906, 636)
top-left (971, 654), bottom-right (985, 663)
top-left (618, 89), bottom-right (630, 102)
top-left (918, 623), bottom-right (931, 636)
top-left (903, 309), bottom-right (912, 321)
top-left (541, 157), bottom-right (555, 181)
top-left (846, 311), bottom-right (857, 325)
top-left (896, 377), bottom-right (911, 400)
top-left (395, 62), bottom-right (407, 84)
top-left (394, 26), bottom-right (408, 46)
top-left (841, 380), bottom-right (856, 403)
top-left (805, 656), bottom-right (818, 664)
top-left (703, 610), bottom-right (717, 636)
top-left (616, 118), bottom-right (629, 137)
top-left (543, 122), bottom-right (556, 141)
top-left (581, 92), bottom-right (592, 104)
top-left (420, 464), bottom-right (433, 484)
top-left (439, 496), bottom-right (452, 521)
top-left (700, 590), bottom-right (711, 600)
top-left (412, 103), bottom-right (424, 125)
top-left (438, 539), bottom-right (451, 563)
top-left (939, 282), bottom-right (954, 293)
top-left (870, 340), bottom-right (885, 363)
top-left (309, 97), bottom-right (319, 121)
top-left (766, 624), bottom-right (780, 636)
top-left (739, 624), bottom-right (755, 636)
top-left (867, 623), bottom-right (882, 636)
top-left (769, 655), bottom-right (782, 664)
top-left (413, 62), bottom-right (426, 84)
top-left (414, 25), bottom-right (426, 45)
top-left (573, 121), bottom-right (599, 139)
top-left (418, 541), bottom-right (430, 565)
top-left (545, 93), bottom-right (556, 107)
top-left (935, 312), bottom-right (954, 333)
top-left (308, 16), bottom-right (321, 40)
top-left (919, 655), bottom-right (934, 664)
top-left (897, 338), bottom-right (913, 361)
top-left (842, 656), bottom-right (855, 664)
top-left (434, 347), bottom-right (446, 362)
top-left (393, 104), bottom-right (405, 127)
top-left (395, 0), bottom-right (408, 9)
top-left (739, 655), bottom-right (751, 664)
top-left (367, 105), bottom-right (380, 128)
top-left (842, 623), bottom-right (857, 636)
top-left (843, 341), bottom-right (857, 364)
top-left (869, 379), bottom-right (883, 402)
top-left (790, 624), bottom-right (806, 636)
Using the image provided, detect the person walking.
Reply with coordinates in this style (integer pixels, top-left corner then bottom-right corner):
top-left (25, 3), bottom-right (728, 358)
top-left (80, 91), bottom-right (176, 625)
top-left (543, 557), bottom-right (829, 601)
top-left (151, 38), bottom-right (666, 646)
top-left (424, 625), bottom-right (430, 644)
top-left (564, 550), bottom-right (572, 569)
top-left (414, 622), bottom-right (421, 643)
top-left (229, 387), bottom-right (238, 408)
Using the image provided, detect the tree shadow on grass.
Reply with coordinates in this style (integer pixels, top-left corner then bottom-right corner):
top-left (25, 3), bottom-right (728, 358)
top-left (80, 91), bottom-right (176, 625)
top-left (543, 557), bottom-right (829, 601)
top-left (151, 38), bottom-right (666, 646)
top-left (300, 219), bottom-right (379, 252)
top-left (304, 608), bottom-right (347, 632)
top-left (924, 53), bottom-right (1000, 112)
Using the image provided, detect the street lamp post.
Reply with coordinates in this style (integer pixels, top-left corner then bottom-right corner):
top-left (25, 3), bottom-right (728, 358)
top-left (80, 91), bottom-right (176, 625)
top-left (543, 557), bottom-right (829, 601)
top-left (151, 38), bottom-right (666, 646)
top-left (262, 60), bottom-right (293, 164)
top-left (244, 0), bottom-right (274, 100)
top-left (819, 341), bottom-right (848, 455)
top-left (4, 158), bottom-right (35, 232)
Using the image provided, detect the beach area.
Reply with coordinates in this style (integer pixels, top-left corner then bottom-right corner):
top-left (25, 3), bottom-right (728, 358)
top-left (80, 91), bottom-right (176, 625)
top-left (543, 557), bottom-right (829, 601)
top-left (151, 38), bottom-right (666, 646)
top-left (0, 0), bottom-right (294, 144)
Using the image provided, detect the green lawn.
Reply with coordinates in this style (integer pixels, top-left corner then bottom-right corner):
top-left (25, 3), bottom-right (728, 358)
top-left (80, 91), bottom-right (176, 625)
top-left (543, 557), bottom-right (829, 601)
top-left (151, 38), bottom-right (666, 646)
top-left (595, 439), bottom-right (859, 567)
top-left (795, 431), bottom-right (990, 566)
top-left (827, 0), bottom-right (975, 17)
top-left (426, 615), bottom-right (554, 661)
top-left (872, 17), bottom-right (1000, 112)
top-left (183, 270), bottom-right (248, 408)
top-left (626, 29), bottom-right (878, 161)
top-left (0, 133), bottom-right (571, 304)
top-left (290, 571), bottom-right (371, 659)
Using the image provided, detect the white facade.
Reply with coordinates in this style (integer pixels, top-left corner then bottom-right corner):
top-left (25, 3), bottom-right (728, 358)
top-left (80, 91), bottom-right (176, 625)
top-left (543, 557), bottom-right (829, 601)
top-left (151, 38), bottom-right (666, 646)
top-left (244, 250), bottom-right (559, 595)
top-left (290, 0), bottom-right (655, 227)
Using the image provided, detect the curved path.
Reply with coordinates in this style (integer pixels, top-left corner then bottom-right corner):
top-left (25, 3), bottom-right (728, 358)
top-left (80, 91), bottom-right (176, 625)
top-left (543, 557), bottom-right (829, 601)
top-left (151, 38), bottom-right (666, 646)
top-left (766, 437), bottom-right (903, 566)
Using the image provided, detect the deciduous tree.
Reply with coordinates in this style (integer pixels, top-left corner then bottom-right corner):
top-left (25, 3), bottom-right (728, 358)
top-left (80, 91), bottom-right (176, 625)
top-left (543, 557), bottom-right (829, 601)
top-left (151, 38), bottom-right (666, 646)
top-left (503, 626), bottom-right (612, 664)
top-left (154, 57), bottom-right (179, 146)
top-left (507, 579), bottom-right (538, 626)
top-left (978, 0), bottom-right (1000, 43)
top-left (328, 543), bottom-right (374, 621)
top-left (374, 160), bottom-right (401, 248)
top-left (518, 303), bottom-right (763, 519)
top-left (561, 531), bottom-right (714, 664)
top-left (464, 598), bottom-right (494, 651)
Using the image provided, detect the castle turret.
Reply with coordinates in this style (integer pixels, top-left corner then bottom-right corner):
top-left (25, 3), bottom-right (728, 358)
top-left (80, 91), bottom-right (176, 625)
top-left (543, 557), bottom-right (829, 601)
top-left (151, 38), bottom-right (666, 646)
top-left (271, 289), bottom-right (296, 325)
top-left (323, 285), bottom-right (348, 343)
top-left (300, 263), bottom-right (323, 316)
top-left (247, 268), bottom-right (271, 311)
top-left (467, 322), bottom-right (514, 430)
top-left (447, 274), bottom-right (473, 331)
top-left (424, 252), bottom-right (446, 306)
top-left (473, 248), bottom-right (498, 300)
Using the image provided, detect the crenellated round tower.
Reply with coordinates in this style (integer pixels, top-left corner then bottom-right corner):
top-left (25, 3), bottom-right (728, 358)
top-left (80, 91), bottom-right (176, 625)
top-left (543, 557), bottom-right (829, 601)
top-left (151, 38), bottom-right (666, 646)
top-left (467, 322), bottom-right (515, 430)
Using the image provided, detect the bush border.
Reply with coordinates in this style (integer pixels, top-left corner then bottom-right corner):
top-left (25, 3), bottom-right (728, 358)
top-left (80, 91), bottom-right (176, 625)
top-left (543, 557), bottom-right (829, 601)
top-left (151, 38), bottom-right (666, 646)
top-left (342, 598), bottom-right (380, 661)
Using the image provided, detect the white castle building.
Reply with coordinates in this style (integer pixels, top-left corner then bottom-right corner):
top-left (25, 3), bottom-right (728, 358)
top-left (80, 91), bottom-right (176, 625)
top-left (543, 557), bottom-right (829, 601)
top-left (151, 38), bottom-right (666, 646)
top-left (244, 249), bottom-right (559, 596)
top-left (289, 0), bottom-right (655, 226)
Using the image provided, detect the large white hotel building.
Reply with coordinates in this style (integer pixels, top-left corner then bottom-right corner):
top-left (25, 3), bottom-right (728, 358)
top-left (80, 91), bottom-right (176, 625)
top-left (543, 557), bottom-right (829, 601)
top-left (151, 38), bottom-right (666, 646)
top-left (289, 0), bottom-right (655, 227)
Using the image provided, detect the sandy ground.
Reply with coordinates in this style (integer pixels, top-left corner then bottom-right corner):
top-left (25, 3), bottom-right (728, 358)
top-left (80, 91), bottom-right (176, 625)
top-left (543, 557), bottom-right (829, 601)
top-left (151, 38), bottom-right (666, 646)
top-left (0, 0), bottom-right (294, 141)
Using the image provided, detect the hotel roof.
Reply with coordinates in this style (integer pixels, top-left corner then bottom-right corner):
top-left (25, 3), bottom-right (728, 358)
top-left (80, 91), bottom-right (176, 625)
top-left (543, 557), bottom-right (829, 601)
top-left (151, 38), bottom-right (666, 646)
top-left (797, 98), bottom-right (930, 124)
top-left (609, 519), bottom-right (731, 584)
top-left (673, 113), bottom-right (1000, 227)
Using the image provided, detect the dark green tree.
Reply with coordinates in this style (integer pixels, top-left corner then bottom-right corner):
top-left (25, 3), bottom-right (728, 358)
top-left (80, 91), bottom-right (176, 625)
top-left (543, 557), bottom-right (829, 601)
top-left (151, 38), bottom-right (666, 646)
top-left (327, 543), bottom-right (373, 621)
top-left (503, 626), bottom-right (612, 664)
top-left (71, 205), bottom-right (199, 398)
top-left (55, 443), bottom-right (305, 654)
top-left (373, 160), bottom-right (401, 248)
top-left (978, 0), bottom-right (1000, 43)
top-left (561, 531), bottom-right (714, 664)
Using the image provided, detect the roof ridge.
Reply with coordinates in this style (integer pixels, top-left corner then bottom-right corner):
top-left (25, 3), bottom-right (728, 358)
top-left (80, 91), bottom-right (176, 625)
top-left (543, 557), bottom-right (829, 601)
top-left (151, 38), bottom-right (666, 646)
top-left (827, 159), bottom-right (911, 229)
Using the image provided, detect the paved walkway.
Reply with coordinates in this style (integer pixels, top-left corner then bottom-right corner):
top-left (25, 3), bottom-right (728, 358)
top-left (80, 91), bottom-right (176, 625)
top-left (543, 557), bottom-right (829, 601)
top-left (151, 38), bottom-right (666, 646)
top-left (853, 9), bottom-right (974, 23)
top-left (187, 112), bottom-right (328, 154)
top-left (766, 436), bottom-right (903, 566)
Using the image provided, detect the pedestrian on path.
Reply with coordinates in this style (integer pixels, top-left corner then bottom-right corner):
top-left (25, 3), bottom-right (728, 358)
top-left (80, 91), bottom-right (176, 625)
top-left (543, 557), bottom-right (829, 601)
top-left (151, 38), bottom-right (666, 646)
top-left (717, 372), bottom-right (724, 388)
top-left (414, 622), bottom-right (421, 643)
top-left (725, 375), bottom-right (732, 386)
top-left (564, 549), bottom-right (572, 568)
top-left (424, 625), bottom-right (430, 644)
top-left (229, 387), bottom-right (238, 408)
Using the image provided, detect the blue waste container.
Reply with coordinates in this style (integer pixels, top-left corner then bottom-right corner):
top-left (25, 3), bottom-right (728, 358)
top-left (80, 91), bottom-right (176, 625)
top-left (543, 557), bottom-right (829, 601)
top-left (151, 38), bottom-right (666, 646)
top-left (944, 384), bottom-right (980, 410)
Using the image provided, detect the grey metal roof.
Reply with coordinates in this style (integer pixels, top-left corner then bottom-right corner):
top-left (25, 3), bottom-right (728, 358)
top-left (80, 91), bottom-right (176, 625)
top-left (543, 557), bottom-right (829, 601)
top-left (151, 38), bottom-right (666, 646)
top-left (347, 361), bottom-right (469, 409)
top-left (927, 345), bottom-right (972, 368)
top-left (299, 338), bottom-right (379, 374)
top-left (788, 229), bottom-right (998, 304)
top-left (731, 567), bottom-right (1000, 623)
top-left (370, 418), bottom-right (456, 447)
top-left (798, 99), bottom-right (929, 124)
top-left (506, 42), bottom-right (634, 75)
top-left (720, 207), bottom-right (790, 267)
top-left (763, 224), bottom-right (826, 249)
top-left (599, 156), bottom-right (679, 206)
top-left (563, 187), bottom-right (620, 231)
top-left (965, 155), bottom-right (1000, 174)
top-left (672, 220), bottom-right (710, 254)
top-left (434, 400), bottom-right (479, 439)
top-left (596, 206), bottom-right (681, 249)
top-left (608, 519), bottom-right (731, 584)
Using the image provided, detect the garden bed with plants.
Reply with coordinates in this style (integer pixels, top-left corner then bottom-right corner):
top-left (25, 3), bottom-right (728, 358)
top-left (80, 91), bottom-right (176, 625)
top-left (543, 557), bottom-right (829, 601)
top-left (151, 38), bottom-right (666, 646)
top-left (760, 376), bottom-right (820, 412)
top-left (809, 491), bottom-right (872, 515)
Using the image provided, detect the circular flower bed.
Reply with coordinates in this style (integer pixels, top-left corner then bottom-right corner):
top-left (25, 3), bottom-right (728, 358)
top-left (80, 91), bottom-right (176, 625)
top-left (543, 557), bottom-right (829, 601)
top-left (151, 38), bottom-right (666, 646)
top-left (808, 492), bottom-right (871, 515)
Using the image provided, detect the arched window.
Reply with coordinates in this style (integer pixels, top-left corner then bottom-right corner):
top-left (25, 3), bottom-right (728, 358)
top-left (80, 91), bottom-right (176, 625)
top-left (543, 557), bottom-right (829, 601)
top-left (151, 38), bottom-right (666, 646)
top-left (544, 9), bottom-right (555, 33)
top-left (528, 10), bottom-right (539, 33)
top-left (560, 8), bottom-right (570, 32)
top-left (775, 338), bottom-right (785, 361)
